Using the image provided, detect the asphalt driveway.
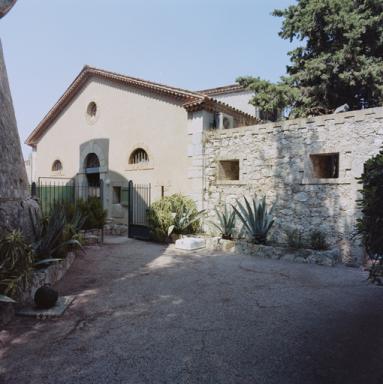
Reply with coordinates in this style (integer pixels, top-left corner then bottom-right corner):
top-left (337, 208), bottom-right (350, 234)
top-left (1, 239), bottom-right (383, 384)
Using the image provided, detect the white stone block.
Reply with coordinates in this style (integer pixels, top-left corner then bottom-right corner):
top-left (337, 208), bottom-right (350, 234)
top-left (175, 237), bottom-right (206, 251)
top-left (187, 144), bottom-right (193, 157)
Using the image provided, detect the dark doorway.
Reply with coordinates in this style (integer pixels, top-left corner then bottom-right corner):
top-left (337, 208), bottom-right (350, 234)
top-left (84, 153), bottom-right (101, 197)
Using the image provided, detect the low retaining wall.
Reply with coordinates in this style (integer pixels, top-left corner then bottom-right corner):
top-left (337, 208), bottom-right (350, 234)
top-left (0, 252), bottom-right (76, 327)
top-left (104, 223), bottom-right (129, 236)
top-left (205, 237), bottom-right (339, 267)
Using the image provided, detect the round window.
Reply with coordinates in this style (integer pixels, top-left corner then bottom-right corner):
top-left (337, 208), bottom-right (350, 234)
top-left (87, 102), bottom-right (97, 118)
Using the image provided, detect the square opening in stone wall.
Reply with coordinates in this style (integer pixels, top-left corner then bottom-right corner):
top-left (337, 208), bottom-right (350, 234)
top-left (218, 160), bottom-right (240, 181)
top-left (310, 153), bottom-right (339, 178)
top-left (112, 186), bottom-right (121, 204)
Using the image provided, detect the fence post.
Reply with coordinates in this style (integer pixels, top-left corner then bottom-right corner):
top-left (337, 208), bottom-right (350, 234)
top-left (128, 180), bottom-right (133, 238)
top-left (100, 179), bottom-right (104, 208)
top-left (31, 182), bottom-right (37, 197)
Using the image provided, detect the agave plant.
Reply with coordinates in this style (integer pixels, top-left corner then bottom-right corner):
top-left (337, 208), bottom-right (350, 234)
top-left (0, 230), bottom-right (34, 299)
top-left (32, 204), bottom-right (83, 264)
top-left (168, 207), bottom-right (206, 237)
top-left (0, 294), bottom-right (16, 303)
top-left (209, 205), bottom-right (236, 240)
top-left (232, 196), bottom-right (274, 244)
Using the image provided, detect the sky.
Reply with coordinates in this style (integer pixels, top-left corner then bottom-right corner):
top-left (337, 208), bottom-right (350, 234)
top-left (0, 0), bottom-right (296, 157)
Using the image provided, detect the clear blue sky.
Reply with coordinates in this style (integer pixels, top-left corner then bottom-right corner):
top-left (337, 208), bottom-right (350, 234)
top-left (0, 0), bottom-right (295, 157)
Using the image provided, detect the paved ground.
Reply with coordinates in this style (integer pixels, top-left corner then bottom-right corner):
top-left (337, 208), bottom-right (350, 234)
top-left (1, 239), bottom-right (383, 384)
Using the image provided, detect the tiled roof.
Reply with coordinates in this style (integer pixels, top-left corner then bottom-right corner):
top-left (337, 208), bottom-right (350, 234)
top-left (198, 84), bottom-right (246, 96)
top-left (26, 66), bottom-right (257, 145)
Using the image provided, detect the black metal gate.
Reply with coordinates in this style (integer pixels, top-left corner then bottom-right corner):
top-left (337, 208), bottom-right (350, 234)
top-left (31, 178), bottom-right (104, 215)
top-left (127, 181), bottom-right (151, 240)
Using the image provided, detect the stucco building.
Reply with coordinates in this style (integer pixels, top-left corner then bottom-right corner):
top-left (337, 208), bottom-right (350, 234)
top-left (26, 66), bottom-right (257, 222)
top-left (26, 66), bottom-right (383, 262)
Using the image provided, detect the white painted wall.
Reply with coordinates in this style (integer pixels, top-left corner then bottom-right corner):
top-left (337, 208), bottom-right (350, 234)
top-left (212, 90), bottom-right (257, 117)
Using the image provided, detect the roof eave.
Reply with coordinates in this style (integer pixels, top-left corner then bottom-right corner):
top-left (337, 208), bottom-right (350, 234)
top-left (26, 66), bottom-right (204, 146)
top-left (183, 98), bottom-right (258, 125)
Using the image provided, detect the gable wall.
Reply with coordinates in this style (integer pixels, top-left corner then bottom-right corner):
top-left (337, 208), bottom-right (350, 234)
top-left (34, 77), bottom-right (192, 201)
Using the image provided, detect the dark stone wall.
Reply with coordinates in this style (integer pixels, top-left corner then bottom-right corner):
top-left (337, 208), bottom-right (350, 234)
top-left (0, 40), bottom-right (40, 240)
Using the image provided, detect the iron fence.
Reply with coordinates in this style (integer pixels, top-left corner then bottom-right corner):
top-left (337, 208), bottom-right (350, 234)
top-left (30, 180), bottom-right (103, 215)
top-left (128, 182), bottom-right (151, 239)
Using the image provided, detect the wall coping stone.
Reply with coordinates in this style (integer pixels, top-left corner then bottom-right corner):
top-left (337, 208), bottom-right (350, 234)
top-left (207, 106), bottom-right (383, 138)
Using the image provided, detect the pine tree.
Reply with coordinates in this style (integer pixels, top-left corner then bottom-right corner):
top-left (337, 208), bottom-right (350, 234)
top-left (239, 0), bottom-right (383, 118)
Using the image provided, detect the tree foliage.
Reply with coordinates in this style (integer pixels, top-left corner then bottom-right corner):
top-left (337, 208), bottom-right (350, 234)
top-left (356, 149), bottom-right (383, 257)
top-left (239, 0), bottom-right (383, 118)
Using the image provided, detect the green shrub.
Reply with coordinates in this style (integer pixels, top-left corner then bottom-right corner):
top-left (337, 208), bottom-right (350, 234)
top-left (356, 149), bottom-right (383, 257)
top-left (309, 230), bottom-right (328, 250)
top-left (0, 231), bottom-right (33, 299)
top-left (285, 228), bottom-right (305, 249)
top-left (77, 197), bottom-right (107, 230)
top-left (147, 194), bottom-right (202, 242)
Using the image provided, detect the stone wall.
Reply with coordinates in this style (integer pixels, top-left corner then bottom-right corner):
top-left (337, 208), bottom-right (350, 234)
top-left (203, 107), bottom-right (383, 264)
top-left (0, 40), bottom-right (40, 241)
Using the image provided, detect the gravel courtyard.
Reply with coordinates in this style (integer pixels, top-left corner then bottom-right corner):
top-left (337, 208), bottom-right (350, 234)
top-left (1, 239), bottom-right (383, 384)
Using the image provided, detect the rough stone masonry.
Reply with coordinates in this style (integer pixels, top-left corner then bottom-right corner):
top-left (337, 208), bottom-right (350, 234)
top-left (203, 107), bottom-right (383, 264)
top-left (0, 39), bottom-right (39, 240)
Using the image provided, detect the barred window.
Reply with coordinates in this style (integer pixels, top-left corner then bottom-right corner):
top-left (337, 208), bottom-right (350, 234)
top-left (129, 148), bottom-right (149, 164)
top-left (51, 160), bottom-right (63, 172)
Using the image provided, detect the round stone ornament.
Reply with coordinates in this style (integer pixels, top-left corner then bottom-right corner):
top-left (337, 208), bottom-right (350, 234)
top-left (34, 286), bottom-right (59, 309)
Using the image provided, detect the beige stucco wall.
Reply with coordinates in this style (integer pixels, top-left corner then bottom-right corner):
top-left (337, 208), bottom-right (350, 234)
top-left (33, 77), bottom-right (195, 215)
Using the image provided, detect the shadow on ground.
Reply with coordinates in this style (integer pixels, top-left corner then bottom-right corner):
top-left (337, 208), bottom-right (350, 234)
top-left (1, 239), bottom-right (382, 384)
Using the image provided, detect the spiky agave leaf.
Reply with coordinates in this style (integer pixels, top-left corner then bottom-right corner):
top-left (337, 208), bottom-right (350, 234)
top-left (0, 294), bottom-right (16, 303)
top-left (209, 205), bottom-right (236, 239)
top-left (232, 196), bottom-right (274, 244)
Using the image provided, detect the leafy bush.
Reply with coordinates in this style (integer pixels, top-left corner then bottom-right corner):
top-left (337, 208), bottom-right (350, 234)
top-left (167, 207), bottom-right (205, 237)
top-left (356, 150), bottom-right (383, 257)
top-left (309, 230), bottom-right (328, 251)
top-left (209, 205), bottom-right (236, 240)
top-left (147, 194), bottom-right (202, 242)
top-left (285, 228), bottom-right (305, 249)
top-left (0, 231), bottom-right (33, 299)
top-left (232, 196), bottom-right (274, 244)
top-left (77, 197), bottom-right (107, 230)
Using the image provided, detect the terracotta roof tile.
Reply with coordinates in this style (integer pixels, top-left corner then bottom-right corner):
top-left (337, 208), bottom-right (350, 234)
top-left (198, 84), bottom-right (246, 96)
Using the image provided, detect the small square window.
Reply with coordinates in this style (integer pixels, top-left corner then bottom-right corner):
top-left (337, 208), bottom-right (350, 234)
top-left (112, 186), bottom-right (121, 204)
top-left (310, 153), bottom-right (339, 179)
top-left (218, 160), bottom-right (240, 181)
